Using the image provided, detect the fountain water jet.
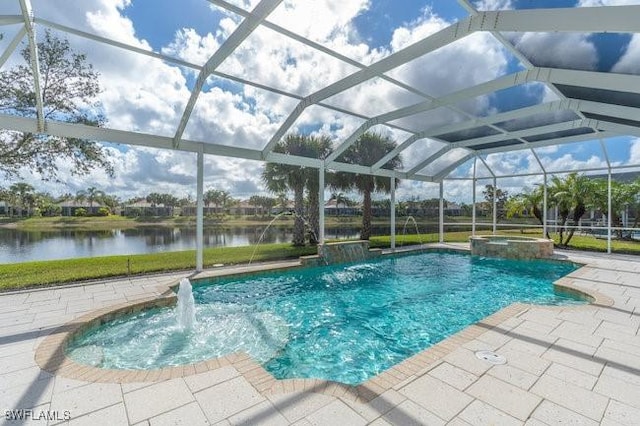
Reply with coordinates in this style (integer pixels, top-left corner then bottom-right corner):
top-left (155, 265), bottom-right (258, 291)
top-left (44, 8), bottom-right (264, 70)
top-left (176, 278), bottom-right (196, 330)
top-left (400, 216), bottom-right (424, 249)
top-left (248, 212), bottom-right (317, 265)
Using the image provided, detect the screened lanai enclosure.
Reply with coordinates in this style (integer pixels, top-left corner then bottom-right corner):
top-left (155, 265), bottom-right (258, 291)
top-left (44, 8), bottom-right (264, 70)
top-left (1, 0), bottom-right (640, 268)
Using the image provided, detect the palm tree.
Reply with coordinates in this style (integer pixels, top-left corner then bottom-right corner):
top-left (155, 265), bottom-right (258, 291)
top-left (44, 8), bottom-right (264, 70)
top-left (590, 178), bottom-right (640, 239)
top-left (305, 135), bottom-right (333, 244)
top-left (204, 189), bottom-right (222, 214)
top-left (220, 192), bottom-right (235, 214)
top-left (259, 196), bottom-right (276, 217)
top-left (101, 194), bottom-right (121, 214)
top-left (74, 190), bottom-right (87, 206)
top-left (160, 194), bottom-right (179, 216)
top-left (549, 173), bottom-right (593, 246)
top-left (505, 186), bottom-right (546, 236)
top-left (85, 186), bottom-right (105, 208)
top-left (330, 192), bottom-right (349, 216)
top-left (331, 132), bottom-right (403, 240)
top-left (262, 134), bottom-right (310, 246)
top-left (9, 182), bottom-right (35, 217)
top-left (146, 192), bottom-right (164, 216)
top-left (275, 193), bottom-right (289, 215)
top-left (249, 195), bottom-right (261, 217)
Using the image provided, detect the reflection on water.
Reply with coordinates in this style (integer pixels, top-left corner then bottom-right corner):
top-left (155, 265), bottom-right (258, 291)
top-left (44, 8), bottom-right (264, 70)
top-left (0, 225), bottom-right (400, 263)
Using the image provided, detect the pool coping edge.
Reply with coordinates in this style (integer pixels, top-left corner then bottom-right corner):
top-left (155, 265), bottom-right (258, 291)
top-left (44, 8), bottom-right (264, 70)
top-left (33, 252), bottom-right (609, 403)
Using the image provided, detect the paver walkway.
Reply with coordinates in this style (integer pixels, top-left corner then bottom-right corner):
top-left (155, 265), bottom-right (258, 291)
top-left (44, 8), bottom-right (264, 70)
top-left (1, 246), bottom-right (640, 425)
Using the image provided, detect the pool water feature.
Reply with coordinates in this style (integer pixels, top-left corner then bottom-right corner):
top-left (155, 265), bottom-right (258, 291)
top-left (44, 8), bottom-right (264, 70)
top-left (176, 278), bottom-right (196, 330)
top-left (67, 251), bottom-right (585, 385)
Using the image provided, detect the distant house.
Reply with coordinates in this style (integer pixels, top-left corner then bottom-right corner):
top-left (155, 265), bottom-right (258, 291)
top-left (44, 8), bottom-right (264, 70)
top-left (180, 204), bottom-right (227, 216)
top-left (270, 201), bottom-right (295, 215)
top-left (445, 202), bottom-right (462, 216)
top-left (56, 200), bottom-right (103, 216)
top-left (228, 200), bottom-right (259, 216)
top-left (324, 199), bottom-right (360, 216)
top-left (123, 201), bottom-right (173, 217)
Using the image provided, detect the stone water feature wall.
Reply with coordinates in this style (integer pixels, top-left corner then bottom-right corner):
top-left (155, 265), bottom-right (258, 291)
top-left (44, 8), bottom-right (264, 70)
top-left (470, 235), bottom-right (554, 260)
top-left (301, 240), bottom-right (382, 266)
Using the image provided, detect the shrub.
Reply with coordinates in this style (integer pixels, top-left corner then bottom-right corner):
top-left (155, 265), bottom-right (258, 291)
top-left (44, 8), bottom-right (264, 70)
top-left (97, 207), bottom-right (110, 216)
top-left (74, 208), bottom-right (87, 217)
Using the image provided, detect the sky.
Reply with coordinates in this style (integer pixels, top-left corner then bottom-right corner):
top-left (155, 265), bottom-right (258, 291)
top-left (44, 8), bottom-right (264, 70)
top-left (1, 0), bottom-right (639, 203)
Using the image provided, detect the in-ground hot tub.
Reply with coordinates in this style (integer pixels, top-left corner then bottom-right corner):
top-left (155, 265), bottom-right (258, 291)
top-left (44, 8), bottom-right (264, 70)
top-left (470, 235), bottom-right (554, 259)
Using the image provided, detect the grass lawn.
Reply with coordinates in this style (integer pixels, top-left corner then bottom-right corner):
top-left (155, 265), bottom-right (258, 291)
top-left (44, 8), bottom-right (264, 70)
top-left (0, 244), bottom-right (316, 291)
top-left (0, 228), bottom-right (638, 292)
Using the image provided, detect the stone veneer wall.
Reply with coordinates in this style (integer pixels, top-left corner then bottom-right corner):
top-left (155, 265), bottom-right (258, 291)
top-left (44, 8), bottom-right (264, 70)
top-left (301, 240), bottom-right (382, 266)
top-left (470, 235), bottom-right (554, 260)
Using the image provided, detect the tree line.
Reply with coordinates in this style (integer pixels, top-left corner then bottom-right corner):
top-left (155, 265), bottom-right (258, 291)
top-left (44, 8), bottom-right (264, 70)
top-left (505, 172), bottom-right (640, 246)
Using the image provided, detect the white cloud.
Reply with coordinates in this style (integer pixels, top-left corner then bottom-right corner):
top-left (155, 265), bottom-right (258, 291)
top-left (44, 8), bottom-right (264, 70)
top-left (473, 0), bottom-right (513, 10)
top-left (508, 32), bottom-right (598, 71)
top-left (161, 28), bottom-right (221, 67)
top-left (541, 154), bottom-right (608, 173)
top-left (612, 35), bottom-right (640, 74)
top-left (629, 138), bottom-right (640, 164)
top-left (6, 0), bottom-right (637, 208)
top-left (578, 0), bottom-right (640, 6)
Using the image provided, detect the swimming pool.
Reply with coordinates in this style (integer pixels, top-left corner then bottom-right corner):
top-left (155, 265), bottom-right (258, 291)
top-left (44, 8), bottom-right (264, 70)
top-left (67, 251), bottom-right (585, 385)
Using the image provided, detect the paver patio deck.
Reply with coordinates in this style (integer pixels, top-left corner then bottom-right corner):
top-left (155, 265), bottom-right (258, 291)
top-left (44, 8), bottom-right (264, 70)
top-left (1, 244), bottom-right (640, 425)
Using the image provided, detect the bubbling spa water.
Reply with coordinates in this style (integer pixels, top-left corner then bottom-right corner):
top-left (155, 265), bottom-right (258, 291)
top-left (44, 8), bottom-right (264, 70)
top-left (67, 251), bottom-right (586, 384)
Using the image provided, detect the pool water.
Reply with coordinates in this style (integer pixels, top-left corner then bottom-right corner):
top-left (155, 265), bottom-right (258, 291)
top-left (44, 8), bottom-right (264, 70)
top-left (67, 251), bottom-right (584, 385)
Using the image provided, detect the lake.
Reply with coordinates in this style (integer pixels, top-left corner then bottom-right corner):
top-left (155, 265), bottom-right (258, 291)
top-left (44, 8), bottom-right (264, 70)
top-left (0, 225), bottom-right (405, 264)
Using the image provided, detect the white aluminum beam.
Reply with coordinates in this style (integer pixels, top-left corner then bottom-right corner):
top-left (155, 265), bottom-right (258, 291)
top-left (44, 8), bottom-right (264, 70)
top-left (208, 0), bottom-right (436, 101)
top-left (375, 95), bottom-right (640, 171)
top-left (0, 15), bottom-right (24, 25)
top-left (328, 161), bottom-right (404, 179)
top-left (34, 19), bottom-right (416, 136)
top-left (173, 0), bottom-right (283, 148)
top-left (326, 69), bottom-right (535, 166)
top-left (478, 156), bottom-right (496, 179)
top-left (19, 0), bottom-right (44, 132)
top-left (439, 181), bottom-right (444, 243)
top-left (262, 5), bottom-right (640, 157)
top-left (578, 101), bottom-right (640, 122)
top-left (372, 134), bottom-right (423, 171)
top-left (487, 6), bottom-right (639, 34)
top-left (472, 157), bottom-right (476, 236)
top-left (261, 14), bottom-right (477, 157)
top-left (371, 100), bottom-right (569, 171)
top-left (363, 66), bottom-right (640, 171)
top-left (390, 174), bottom-right (396, 250)
top-left (444, 162), bottom-right (640, 180)
top-left (0, 26), bottom-right (26, 69)
top-left (196, 144), bottom-right (204, 272)
top-left (599, 138), bottom-right (611, 169)
top-left (452, 119), bottom-right (589, 149)
top-left (433, 152), bottom-right (474, 181)
top-left (458, 0), bottom-right (604, 132)
top-left (0, 113), bottom-right (260, 160)
top-left (0, 114), bottom-right (413, 181)
top-left (478, 131), bottom-right (610, 156)
top-left (407, 145), bottom-right (453, 176)
top-left (36, 18), bottom-right (201, 70)
top-left (319, 165), bottom-right (325, 244)
top-left (596, 122), bottom-right (640, 138)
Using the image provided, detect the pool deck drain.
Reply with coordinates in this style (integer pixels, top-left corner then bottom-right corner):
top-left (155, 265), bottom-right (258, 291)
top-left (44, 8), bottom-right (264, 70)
top-left (3, 244), bottom-right (640, 425)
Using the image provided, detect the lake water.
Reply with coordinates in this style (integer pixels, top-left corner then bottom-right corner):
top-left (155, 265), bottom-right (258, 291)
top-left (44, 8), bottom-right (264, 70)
top-left (0, 225), bottom-right (406, 264)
